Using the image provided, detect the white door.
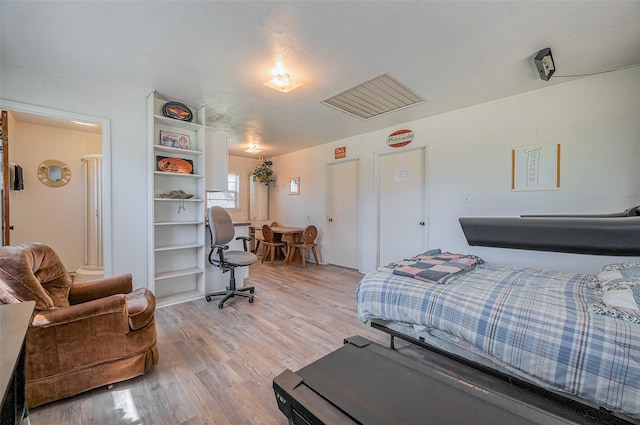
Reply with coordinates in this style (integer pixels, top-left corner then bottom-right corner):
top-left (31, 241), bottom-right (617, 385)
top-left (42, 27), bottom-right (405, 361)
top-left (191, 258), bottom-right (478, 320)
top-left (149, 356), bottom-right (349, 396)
top-left (379, 148), bottom-right (427, 266)
top-left (328, 159), bottom-right (359, 269)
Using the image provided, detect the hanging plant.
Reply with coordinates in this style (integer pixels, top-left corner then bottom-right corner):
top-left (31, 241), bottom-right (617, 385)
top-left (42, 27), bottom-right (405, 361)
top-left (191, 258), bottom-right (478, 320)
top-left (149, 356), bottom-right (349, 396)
top-left (252, 161), bottom-right (275, 185)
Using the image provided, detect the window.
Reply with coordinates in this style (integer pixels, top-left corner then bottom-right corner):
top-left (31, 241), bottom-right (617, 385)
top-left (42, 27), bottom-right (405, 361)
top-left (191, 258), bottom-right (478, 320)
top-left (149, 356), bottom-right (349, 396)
top-left (206, 173), bottom-right (239, 210)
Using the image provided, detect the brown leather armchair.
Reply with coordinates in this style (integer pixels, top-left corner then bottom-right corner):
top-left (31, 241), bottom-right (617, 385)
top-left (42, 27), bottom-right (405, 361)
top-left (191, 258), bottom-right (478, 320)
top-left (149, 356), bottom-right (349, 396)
top-left (0, 242), bottom-right (158, 407)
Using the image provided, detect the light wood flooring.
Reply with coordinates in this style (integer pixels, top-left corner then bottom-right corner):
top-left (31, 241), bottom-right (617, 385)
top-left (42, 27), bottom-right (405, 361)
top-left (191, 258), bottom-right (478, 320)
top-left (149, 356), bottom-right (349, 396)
top-left (28, 261), bottom-right (392, 425)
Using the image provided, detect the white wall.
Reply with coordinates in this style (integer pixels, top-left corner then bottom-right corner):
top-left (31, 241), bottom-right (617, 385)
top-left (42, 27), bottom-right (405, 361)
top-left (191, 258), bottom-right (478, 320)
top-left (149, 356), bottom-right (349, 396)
top-left (1, 60), bottom-right (149, 288)
top-left (9, 117), bottom-right (101, 269)
top-left (269, 67), bottom-right (640, 274)
top-left (2, 59), bottom-right (638, 286)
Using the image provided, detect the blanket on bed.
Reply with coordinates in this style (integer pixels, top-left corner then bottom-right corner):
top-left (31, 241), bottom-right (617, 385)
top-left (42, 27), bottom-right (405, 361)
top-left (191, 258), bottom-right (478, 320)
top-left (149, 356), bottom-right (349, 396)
top-left (357, 262), bottom-right (640, 419)
top-left (377, 249), bottom-right (484, 283)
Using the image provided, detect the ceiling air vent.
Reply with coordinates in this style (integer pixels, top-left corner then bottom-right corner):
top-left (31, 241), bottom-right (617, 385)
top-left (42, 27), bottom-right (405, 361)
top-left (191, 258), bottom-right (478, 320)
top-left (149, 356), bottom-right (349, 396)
top-left (321, 73), bottom-right (423, 119)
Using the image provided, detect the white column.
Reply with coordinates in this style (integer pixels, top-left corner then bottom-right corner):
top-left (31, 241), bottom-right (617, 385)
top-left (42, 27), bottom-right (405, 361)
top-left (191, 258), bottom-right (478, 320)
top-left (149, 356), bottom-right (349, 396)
top-left (76, 154), bottom-right (103, 280)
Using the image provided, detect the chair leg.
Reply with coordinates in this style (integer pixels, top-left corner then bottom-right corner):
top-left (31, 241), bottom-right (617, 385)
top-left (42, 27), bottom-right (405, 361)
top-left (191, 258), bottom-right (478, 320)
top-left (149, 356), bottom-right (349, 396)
top-left (261, 246), bottom-right (269, 264)
top-left (288, 246), bottom-right (295, 264)
top-left (301, 247), bottom-right (307, 268)
top-left (254, 240), bottom-right (261, 254)
top-left (287, 246), bottom-right (296, 265)
top-left (311, 246), bottom-right (319, 267)
top-left (204, 267), bottom-right (255, 309)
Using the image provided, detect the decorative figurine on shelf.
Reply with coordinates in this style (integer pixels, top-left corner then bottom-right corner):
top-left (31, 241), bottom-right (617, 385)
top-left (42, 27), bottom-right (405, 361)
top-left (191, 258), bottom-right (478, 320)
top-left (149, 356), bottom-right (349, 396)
top-left (252, 156), bottom-right (275, 185)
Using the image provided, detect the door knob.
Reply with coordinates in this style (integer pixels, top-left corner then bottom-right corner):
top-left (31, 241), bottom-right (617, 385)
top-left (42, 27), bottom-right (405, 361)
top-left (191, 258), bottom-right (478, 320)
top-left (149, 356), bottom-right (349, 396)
top-left (419, 221), bottom-right (425, 226)
top-left (328, 218), bottom-right (333, 222)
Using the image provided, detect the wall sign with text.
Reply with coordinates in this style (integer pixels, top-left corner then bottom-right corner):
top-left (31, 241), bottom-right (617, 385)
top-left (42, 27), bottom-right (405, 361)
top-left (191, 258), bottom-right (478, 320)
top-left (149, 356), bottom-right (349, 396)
top-left (511, 142), bottom-right (560, 191)
top-left (387, 129), bottom-right (414, 148)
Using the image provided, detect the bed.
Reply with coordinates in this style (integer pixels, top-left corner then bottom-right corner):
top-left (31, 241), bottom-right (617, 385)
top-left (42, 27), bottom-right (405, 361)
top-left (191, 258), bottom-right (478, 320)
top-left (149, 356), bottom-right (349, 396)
top-left (357, 250), bottom-right (640, 424)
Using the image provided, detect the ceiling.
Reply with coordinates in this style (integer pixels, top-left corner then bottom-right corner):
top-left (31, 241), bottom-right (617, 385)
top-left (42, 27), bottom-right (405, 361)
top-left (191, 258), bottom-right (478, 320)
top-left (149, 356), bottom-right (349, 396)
top-left (1, 1), bottom-right (639, 158)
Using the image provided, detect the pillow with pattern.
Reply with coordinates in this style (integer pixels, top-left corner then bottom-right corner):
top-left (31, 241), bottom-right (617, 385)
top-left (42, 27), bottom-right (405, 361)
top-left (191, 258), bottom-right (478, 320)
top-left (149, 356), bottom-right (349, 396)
top-left (597, 261), bottom-right (640, 283)
top-left (590, 302), bottom-right (640, 324)
top-left (598, 277), bottom-right (640, 317)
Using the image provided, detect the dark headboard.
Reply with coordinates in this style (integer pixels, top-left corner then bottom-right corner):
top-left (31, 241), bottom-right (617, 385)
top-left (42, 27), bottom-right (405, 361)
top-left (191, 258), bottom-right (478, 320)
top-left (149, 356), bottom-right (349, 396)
top-left (459, 206), bottom-right (640, 256)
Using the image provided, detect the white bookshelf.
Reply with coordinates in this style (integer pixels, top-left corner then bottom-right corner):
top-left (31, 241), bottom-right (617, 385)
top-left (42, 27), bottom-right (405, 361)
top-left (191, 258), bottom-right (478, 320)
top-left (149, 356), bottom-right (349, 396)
top-left (147, 91), bottom-right (206, 306)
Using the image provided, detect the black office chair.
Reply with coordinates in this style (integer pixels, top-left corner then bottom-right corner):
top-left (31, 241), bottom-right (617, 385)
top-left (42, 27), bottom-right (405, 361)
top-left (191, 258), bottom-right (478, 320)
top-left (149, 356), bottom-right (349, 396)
top-left (205, 206), bottom-right (256, 309)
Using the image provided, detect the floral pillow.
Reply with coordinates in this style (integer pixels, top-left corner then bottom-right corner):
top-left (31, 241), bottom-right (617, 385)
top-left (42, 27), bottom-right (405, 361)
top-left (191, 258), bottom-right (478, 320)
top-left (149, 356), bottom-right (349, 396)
top-left (601, 278), bottom-right (640, 311)
top-left (597, 261), bottom-right (640, 283)
top-left (590, 277), bottom-right (640, 322)
top-left (590, 302), bottom-right (640, 324)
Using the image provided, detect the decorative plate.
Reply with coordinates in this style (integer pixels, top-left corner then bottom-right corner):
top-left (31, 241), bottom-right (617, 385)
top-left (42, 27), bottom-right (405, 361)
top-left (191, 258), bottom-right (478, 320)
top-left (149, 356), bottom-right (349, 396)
top-left (156, 156), bottom-right (194, 174)
top-left (162, 101), bottom-right (193, 122)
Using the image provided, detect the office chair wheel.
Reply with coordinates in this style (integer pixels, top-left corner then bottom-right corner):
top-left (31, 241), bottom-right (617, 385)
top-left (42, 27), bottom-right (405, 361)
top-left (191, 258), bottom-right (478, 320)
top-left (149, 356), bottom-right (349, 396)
top-left (218, 303), bottom-right (224, 309)
top-left (205, 296), bottom-right (212, 302)
top-left (249, 297), bottom-right (254, 303)
top-left (250, 288), bottom-right (255, 294)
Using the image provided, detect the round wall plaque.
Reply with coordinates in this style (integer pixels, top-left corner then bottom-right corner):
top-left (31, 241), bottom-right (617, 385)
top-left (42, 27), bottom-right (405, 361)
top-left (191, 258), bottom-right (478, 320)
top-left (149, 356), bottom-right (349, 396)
top-left (38, 159), bottom-right (71, 187)
top-left (387, 129), bottom-right (414, 148)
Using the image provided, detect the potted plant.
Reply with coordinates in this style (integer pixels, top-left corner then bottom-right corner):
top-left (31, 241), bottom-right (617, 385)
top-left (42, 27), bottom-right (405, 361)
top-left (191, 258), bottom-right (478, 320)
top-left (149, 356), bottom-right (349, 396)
top-left (252, 160), bottom-right (275, 185)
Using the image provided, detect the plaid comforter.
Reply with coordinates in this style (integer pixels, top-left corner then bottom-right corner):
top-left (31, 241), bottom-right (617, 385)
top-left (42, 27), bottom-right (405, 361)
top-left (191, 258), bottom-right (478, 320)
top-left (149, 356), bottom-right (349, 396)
top-left (357, 262), bottom-right (640, 419)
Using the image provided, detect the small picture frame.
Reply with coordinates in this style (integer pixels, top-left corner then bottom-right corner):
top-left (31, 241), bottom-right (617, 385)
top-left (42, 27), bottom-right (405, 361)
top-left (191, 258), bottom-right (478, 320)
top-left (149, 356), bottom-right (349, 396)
top-left (160, 130), bottom-right (191, 150)
top-left (289, 177), bottom-right (300, 195)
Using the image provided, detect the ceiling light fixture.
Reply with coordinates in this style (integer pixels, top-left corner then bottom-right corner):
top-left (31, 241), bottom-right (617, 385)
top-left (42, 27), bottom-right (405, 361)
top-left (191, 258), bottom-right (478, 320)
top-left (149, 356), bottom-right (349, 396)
top-left (244, 143), bottom-right (262, 154)
top-left (263, 61), bottom-right (303, 93)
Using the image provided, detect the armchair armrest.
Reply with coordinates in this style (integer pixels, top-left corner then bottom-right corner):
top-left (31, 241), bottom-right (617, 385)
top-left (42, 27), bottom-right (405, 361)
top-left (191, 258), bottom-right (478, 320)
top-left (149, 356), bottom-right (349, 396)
top-left (27, 295), bottom-right (130, 380)
top-left (68, 273), bottom-right (133, 305)
top-left (31, 294), bottom-right (128, 330)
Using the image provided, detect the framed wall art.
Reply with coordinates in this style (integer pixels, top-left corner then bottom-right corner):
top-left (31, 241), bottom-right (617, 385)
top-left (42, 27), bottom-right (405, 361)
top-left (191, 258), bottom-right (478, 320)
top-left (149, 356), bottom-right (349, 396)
top-left (289, 177), bottom-right (300, 195)
top-left (159, 130), bottom-right (190, 150)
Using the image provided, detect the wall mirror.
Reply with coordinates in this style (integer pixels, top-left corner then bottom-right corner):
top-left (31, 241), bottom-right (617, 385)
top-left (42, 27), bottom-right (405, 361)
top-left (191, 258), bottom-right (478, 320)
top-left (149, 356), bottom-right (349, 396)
top-left (289, 177), bottom-right (300, 195)
top-left (38, 159), bottom-right (71, 187)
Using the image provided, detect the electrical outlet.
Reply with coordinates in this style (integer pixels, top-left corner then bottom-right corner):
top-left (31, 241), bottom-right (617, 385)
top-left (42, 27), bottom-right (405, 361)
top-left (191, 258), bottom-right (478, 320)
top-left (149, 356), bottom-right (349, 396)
top-left (463, 194), bottom-right (470, 204)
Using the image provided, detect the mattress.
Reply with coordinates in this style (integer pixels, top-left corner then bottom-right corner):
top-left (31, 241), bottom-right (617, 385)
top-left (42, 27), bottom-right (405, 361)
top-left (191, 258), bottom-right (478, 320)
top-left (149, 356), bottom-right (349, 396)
top-left (356, 262), bottom-right (640, 420)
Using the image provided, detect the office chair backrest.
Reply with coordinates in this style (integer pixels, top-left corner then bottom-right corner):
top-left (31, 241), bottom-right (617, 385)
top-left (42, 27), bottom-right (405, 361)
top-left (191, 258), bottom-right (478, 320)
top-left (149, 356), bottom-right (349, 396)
top-left (208, 206), bottom-right (235, 246)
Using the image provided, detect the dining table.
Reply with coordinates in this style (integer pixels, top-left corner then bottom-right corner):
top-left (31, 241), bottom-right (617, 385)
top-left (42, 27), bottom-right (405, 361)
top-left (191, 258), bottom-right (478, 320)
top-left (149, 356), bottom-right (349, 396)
top-left (270, 226), bottom-right (304, 264)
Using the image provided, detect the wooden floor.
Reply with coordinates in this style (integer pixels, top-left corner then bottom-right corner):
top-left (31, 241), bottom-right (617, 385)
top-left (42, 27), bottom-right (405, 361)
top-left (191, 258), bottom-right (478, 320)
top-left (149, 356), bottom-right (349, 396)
top-left (29, 261), bottom-right (391, 425)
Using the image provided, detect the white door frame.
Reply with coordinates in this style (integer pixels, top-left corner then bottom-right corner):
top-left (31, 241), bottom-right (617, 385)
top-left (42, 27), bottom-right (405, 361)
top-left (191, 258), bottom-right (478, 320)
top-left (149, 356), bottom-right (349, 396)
top-left (326, 158), bottom-right (361, 270)
top-left (0, 99), bottom-right (112, 275)
top-left (375, 146), bottom-right (429, 267)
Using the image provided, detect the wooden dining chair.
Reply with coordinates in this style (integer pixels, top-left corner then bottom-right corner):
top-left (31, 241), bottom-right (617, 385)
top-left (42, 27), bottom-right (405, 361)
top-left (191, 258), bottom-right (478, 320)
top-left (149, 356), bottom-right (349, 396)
top-left (260, 224), bottom-right (287, 264)
top-left (287, 225), bottom-right (319, 268)
top-left (254, 221), bottom-right (277, 255)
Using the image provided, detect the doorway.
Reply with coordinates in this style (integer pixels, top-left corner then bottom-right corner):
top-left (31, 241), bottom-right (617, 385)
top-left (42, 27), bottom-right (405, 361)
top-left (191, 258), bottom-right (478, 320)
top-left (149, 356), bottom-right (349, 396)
top-left (378, 148), bottom-right (427, 266)
top-left (327, 159), bottom-right (360, 269)
top-left (0, 99), bottom-right (111, 275)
